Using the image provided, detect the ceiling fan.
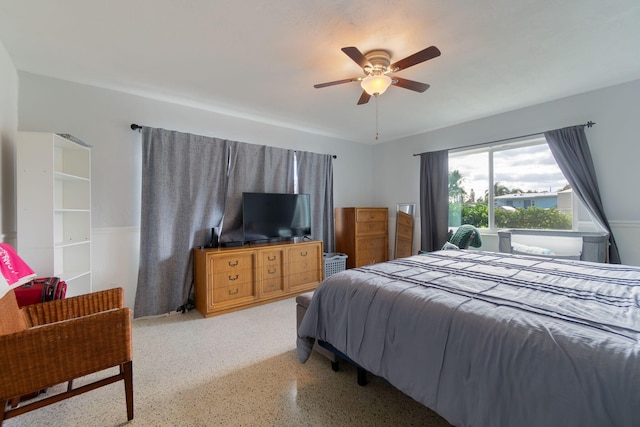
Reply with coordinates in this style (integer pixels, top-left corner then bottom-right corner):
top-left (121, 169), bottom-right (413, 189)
top-left (314, 45), bottom-right (441, 105)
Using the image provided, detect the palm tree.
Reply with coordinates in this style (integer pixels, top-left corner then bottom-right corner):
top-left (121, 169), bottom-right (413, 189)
top-left (448, 170), bottom-right (467, 204)
top-left (480, 182), bottom-right (515, 204)
top-left (494, 182), bottom-right (511, 196)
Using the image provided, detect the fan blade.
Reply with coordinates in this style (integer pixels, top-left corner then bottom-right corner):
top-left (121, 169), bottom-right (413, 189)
top-left (341, 46), bottom-right (370, 70)
top-left (390, 46), bottom-right (441, 72)
top-left (357, 91), bottom-right (371, 105)
top-left (392, 77), bottom-right (430, 93)
top-left (314, 78), bottom-right (358, 89)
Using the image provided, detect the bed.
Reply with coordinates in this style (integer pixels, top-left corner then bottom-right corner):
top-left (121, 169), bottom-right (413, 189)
top-left (297, 250), bottom-right (640, 427)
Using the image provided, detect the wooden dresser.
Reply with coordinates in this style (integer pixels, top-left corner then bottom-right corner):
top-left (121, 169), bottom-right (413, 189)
top-left (193, 240), bottom-right (323, 317)
top-left (335, 207), bottom-right (389, 269)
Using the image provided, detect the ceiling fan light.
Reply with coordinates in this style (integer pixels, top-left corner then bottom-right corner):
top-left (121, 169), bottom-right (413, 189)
top-left (361, 74), bottom-right (392, 96)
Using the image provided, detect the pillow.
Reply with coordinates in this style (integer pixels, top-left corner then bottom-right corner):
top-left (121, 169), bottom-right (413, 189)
top-left (441, 241), bottom-right (460, 250)
top-left (512, 243), bottom-right (555, 255)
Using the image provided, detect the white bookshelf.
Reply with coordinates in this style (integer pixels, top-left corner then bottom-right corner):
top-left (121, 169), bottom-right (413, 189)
top-left (17, 132), bottom-right (92, 297)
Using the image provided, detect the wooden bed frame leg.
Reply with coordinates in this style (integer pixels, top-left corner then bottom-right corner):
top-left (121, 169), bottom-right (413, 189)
top-left (357, 367), bottom-right (368, 386)
top-left (331, 360), bottom-right (340, 372)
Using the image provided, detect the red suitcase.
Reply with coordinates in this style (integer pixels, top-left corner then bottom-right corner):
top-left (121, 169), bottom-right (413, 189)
top-left (14, 277), bottom-right (67, 307)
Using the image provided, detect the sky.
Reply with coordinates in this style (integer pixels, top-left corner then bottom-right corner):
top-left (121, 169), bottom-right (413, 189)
top-left (449, 139), bottom-right (569, 201)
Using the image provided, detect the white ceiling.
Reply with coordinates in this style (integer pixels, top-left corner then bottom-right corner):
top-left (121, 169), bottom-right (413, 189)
top-left (1, 1), bottom-right (639, 143)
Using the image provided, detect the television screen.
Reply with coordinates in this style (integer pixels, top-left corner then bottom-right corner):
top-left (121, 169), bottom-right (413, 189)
top-left (242, 192), bottom-right (311, 242)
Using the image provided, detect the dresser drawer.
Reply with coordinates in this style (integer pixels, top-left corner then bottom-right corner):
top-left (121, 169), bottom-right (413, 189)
top-left (289, 258), bottom-right (320, 275)
top-left (288, 245), bottom-right (320, 264)
top-left (289, 270), bottom-right (321, 288)
top-left (356, 220), bottom-right (387, 236)
top-left (260, 249), bottom-right (283, 267)
top-left (356, 209), bottom-right (387, 223)
top-left (260, 277), bottom-right (285, 295)
top-left (356, 248), bottom-right (387, 266)
top-left (212, 282), bottom-right (254, 303)
top-left (211, 253), bottom-right (254, 272)
top-left (212, 268), bottom-right (254, 288)
top-left (262, 263), bottom-right (281, 278)
top-left (357, 236), bottom-right (387, 251)
top-left (356, 236), bottom-right (388, 266)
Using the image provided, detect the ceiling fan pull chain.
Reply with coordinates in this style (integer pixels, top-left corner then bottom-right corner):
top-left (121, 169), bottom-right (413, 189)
top-left (375, 94), bottom-right (379, 140)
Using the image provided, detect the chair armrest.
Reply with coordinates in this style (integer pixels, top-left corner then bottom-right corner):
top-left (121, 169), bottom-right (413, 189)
top-left (0, 307), bottom-right (132, 400)
top-left (21, 287), bottom-right (125, 327)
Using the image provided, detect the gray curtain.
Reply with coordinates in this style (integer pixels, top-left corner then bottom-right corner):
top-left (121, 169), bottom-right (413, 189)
top-left (544, 125), bottom-right (621, 263)
top-left (135, 128), bottom-right (230, 317)
top-left (135, 128), bottom-right (333, 317)
top-left (220, 142), bottom-right (295, 244)
top-left (296, 151), bottom-right (335, 252)
top-left (419, 150), bottom-right (450, 252)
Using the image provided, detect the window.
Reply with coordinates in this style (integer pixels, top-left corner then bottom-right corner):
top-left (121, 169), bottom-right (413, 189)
top-left (448, 137), bottom-right (595, 231)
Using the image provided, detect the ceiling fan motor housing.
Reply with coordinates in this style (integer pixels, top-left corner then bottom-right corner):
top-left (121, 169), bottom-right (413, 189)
top-left (363, 50), bottom-right (391, 74)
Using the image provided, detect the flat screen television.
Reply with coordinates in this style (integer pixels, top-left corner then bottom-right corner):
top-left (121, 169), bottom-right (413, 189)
top-left (242, 192), bottom-right (311, 243)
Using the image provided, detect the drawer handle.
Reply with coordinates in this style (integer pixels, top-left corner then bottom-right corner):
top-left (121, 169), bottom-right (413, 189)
top-left (300, 251), bottom-right (308, 257)
top-left (228, 288), bottom-right (239, 295)
top-left (228, 260), bottom-right (239, 267)
top-left (228, 274), bottom-right (239, 281)
top-left (268, 255), bottom-right (276, 261)
top-left (268, 268), bottom-right (277, 275)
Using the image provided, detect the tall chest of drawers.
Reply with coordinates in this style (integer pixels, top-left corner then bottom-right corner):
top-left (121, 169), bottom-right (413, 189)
top-left (335, 207), bottom-right (389, 269)
top-left (194, 240), bottom-right (323, 317)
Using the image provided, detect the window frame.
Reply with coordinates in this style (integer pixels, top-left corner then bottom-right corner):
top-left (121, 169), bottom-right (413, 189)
top-left (448, 136), bottom-right (575, 232)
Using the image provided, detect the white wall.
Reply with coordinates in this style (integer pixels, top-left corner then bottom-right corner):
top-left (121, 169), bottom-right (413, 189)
top-left (17, 72), bottom-right (375, 306)
top-left (12, 72), bottom-right (640, 310)
top-left (373, 79), bottom-right (640, 266)
top-left (0, 41), bottom-right (18, 245)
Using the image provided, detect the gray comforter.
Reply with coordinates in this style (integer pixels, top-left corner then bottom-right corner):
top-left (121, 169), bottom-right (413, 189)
top-left (297, 250), bottom-right (640, 427)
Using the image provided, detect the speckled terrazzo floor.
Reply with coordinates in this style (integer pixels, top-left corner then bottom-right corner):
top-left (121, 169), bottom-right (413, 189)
top-left (4, 297), bottom-right (452, 427)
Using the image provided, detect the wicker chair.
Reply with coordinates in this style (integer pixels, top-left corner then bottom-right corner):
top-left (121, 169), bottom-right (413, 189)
top-left (0, 287), bottom-right (133, 424)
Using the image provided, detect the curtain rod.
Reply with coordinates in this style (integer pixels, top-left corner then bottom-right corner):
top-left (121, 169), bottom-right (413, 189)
top-left (412, 121), bottom-right (595, 156)
top-left (130, 123), bottom-right (337, 159)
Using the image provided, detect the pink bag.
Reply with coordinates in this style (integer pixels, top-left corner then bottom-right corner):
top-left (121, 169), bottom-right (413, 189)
top-left (0, 243), bottom-right (37, 298)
